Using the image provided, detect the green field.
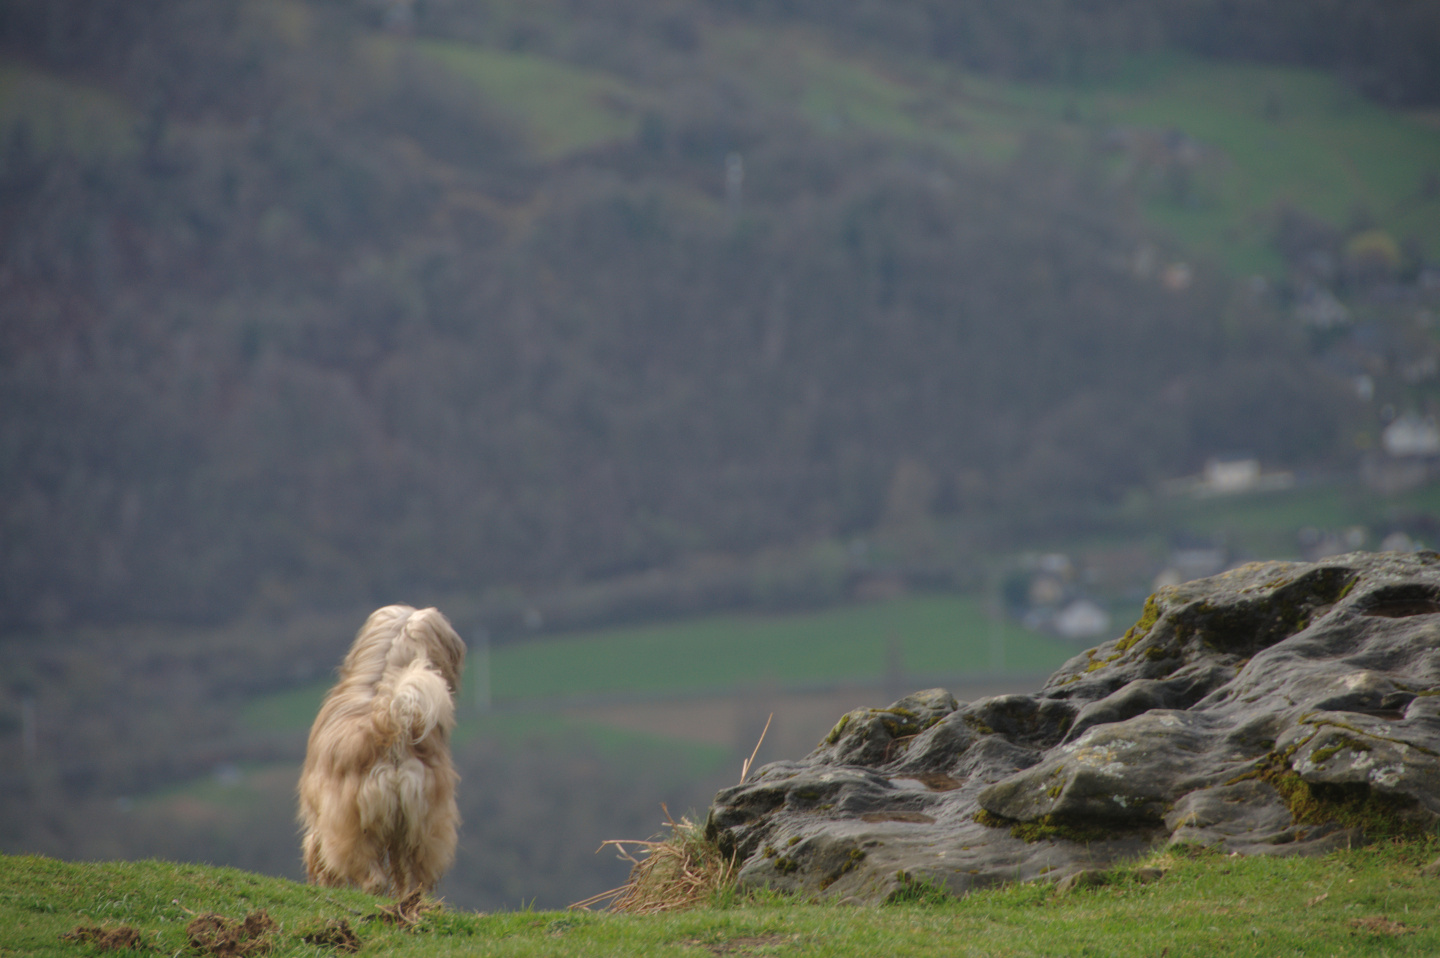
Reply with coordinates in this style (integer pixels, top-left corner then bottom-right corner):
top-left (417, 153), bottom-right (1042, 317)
top-left (487, 595), bottom-right (1070, 700)
top-left (418, 39), bottom-right (643, 158)
top-left (242, 595), bottom-right (1076, 733)
top-left (5, 839), bottom-right (1440, 957)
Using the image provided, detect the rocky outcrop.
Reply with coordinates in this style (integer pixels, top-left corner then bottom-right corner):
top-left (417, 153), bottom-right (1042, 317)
top-left (704, 553), bottom-right (1440, 902)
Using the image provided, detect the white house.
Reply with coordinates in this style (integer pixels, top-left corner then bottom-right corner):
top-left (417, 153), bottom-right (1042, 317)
top-left (1382, 414), bottom-right (1440, 458)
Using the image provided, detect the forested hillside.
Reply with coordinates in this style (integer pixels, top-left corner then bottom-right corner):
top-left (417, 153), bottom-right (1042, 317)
top-left (2, 0), bottom-right (1436, 632)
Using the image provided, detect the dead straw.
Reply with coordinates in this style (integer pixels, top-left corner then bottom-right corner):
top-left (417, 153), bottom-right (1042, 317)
top-left (571, 806), bottom-right (737, 914)
top-left (572, 715), bottom-right (773, 914)
top-left (740, 712), bottom-right (773, 783)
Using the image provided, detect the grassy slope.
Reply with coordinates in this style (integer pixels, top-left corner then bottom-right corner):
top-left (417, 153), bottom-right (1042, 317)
top-left (6, 840), bottom-right (1440, 957)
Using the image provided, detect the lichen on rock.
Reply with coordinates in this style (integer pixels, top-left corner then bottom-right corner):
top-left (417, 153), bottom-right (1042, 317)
top-left (704, 552), bottom-right (1440, 902)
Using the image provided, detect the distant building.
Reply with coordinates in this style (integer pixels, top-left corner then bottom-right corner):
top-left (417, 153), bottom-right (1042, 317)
top-left (1203, 457), bottom-right (1260, 493)
top-left (1054, 599), bottom-right (1111, 641)
top-left (1294, 287), bottom-right (1349, 328)
top-left (1363, 414), bottom-right (1440, 493)
top-left (1161, 457), bottom-right (1293, 499)
top-left (1382, 414), bottom-right (1440, 458)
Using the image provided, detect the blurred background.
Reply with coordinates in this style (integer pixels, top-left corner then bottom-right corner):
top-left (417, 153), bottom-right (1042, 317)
top-left (2, 0), bottom-right (1440, 910)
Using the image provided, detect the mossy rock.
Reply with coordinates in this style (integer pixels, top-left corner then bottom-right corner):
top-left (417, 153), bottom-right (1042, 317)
top-left (708, 553), bottom-right (1440, 902)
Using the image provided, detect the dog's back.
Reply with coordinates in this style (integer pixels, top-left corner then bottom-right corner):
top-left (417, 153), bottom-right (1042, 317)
top-left (299, 605), bottom-right (465, 896)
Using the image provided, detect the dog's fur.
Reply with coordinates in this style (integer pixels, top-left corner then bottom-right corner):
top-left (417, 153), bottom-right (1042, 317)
top-left (298, 605), bottom-right (466, 896)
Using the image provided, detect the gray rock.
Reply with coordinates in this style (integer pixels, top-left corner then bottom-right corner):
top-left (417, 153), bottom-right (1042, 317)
top-left (704, 553), bottom-right (1440, 901)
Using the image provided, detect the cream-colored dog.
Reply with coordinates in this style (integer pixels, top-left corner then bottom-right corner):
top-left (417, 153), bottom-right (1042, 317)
top-left (298, 605), bottom-right (466, 896)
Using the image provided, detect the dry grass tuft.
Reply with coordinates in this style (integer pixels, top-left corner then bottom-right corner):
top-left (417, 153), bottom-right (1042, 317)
top-left (739, 713), bottom-right (772, 784)
top-left (572, 808), bottom-right (738, 915)
top-left (370, 890), bottom-right (438, 928)
top-left (572, 716), bottom-right (768, 915)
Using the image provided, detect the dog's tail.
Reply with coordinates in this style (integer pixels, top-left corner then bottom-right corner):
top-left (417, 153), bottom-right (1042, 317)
top-left (381, 657), bottom-right (455, 746)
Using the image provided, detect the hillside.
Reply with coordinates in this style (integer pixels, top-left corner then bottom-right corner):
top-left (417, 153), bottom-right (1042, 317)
top-left (4, 840), bottom-right (1440, 957)
top-left (5, 0), bottom-right (1439, 631)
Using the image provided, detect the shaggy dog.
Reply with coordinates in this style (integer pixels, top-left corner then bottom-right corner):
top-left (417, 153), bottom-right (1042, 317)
top-left (298, 605), bottom-right (466, 896)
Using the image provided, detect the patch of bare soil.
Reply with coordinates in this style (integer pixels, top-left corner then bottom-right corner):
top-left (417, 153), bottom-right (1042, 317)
top-left (60, 925), bottom-right (148, 951)
top-left (682, 933), bottom-right (799, 955)
top-left (185, 910), bottom-right (277, 956)
top-left (1347, 916), bottom-right (1412, 936)
top-left (299, 919), bottom-right (361, 953)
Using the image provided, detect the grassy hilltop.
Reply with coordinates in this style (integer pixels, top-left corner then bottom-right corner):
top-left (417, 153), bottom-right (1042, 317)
top-left (4, 839), bottom-right (1440, 957)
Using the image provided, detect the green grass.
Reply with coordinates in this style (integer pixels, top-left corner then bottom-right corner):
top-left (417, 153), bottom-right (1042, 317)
top-left (417, 40), bottom-right (642, 158)
top-left (487, 595), bottom-right (1068, 701)
top-left (242, 595), bottom-right (1071, 733)
top-left (6, 839), bottom-right (1440, 956)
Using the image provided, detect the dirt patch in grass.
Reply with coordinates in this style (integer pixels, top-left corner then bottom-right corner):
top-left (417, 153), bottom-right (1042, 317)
top-left (682, 932), bottom-right (798, 955)
top-left (1347, 916), bottom-right (1412, 936)
top-left (60, 925), bottom-right (148, 952)
top-left (299, 918), bottom-right (361, 953)
top-left (185, 910), bottom-right (277, 956)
